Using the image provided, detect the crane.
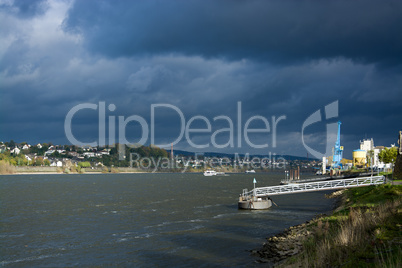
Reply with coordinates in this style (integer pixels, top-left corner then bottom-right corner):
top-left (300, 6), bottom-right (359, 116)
top-left (332, 121), bottom-right (344, 169)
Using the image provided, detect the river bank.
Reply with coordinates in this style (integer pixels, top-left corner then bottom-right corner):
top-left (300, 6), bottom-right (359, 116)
top-left (3, 165), bottom-right (280, 175)
top-left (252, 183), bottom-right (402, 267)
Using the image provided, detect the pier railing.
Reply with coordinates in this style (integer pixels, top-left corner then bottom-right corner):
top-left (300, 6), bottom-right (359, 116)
top-left (245, 176), bottom-right (385, 197)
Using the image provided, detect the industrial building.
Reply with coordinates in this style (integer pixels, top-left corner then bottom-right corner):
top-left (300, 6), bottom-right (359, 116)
top-left (353, 138), bottom-right (394, 170)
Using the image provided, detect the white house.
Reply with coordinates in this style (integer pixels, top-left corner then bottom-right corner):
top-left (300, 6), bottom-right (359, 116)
top-left (50, 160), bottom-right (63, 167)
top-left (83, 152), bottom-right (96, 158)
top-left (22, 144), bottom-right (31, 150)
top-left (100, 149), bottom-right (111, 155)
top-left (36, 143), bottom-right (43, 149)
top-left (10, 148), bottom-right (20, 155)
top-left (45, 150), bottom-right (55, 155)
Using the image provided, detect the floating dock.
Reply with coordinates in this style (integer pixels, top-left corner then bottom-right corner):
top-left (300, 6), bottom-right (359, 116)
top-left (238, 188), bottom-right (272, 210)
top-left (239, 176), bottom-right (385, 210)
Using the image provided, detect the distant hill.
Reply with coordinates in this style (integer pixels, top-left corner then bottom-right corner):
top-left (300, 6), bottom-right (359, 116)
top-left (172, 150), bottom-right (316, 161)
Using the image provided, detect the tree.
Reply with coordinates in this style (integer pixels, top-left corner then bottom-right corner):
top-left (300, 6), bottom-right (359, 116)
top-left (366, 149), bottom-right (374, 166)
top-left (378, 147), bottom-right (398, 165)
top-left (34, 157), bottom-right (44, 166)
top-left (9, 140), bottom-right (15, 149)
top-left (379, 147), bottom-right (398, 179)
top-left (78, 161), bottom-right (91, 168)
top-left (51, 151), bottom-right (61, 158)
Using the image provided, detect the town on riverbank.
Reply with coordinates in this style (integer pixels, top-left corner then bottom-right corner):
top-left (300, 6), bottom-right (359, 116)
top-left (0, 133), bottom-right (401, 176)
top-left (0, 140), bottom-right (319, 175)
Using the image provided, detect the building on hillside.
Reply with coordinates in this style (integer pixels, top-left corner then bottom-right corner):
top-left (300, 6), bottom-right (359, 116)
top-left (10, 147), bottom-right (21, 155)
top-left (22, 144), bottom-right (31, 150)
top-left (83, 152), bottom-right (96, 158)
top-left (100, 149), bottom-right (111, 155)
top-left (50, 160), bottom-right (63, 167)
top-left (45, 150), bottom-right (55, 156)
top-left (355, 138), bottom-right (394, 170)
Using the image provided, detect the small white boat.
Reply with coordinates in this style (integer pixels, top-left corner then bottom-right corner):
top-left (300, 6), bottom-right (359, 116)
top-left (203, 169), bottom-right (217, 176)
top-left (245, 170), bottom-right (256, 173)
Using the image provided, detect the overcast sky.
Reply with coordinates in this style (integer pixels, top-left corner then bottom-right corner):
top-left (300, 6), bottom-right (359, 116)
top-left (1, 0), bottom-right (401, 158)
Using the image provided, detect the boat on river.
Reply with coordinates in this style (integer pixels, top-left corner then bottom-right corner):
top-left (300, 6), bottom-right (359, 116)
top-left (238, 188), bottom-right (272, 210)
top-left (204, 170), bottom-right (226, 176)
top-left (238, 196), bottom-right (272, 210)
top-left (203, 169), bottom-right (217, 176)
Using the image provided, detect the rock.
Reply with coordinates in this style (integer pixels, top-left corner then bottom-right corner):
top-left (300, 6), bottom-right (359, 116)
top-left (277, 250), bottom-right (285, 256)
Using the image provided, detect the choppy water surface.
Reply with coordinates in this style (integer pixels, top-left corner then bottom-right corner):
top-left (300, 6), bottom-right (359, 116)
top-left (0, 173), bottom-right (335, 267)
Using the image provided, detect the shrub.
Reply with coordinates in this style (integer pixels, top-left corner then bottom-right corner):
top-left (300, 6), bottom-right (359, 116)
top-left (78, 161), bottom-right (91, 168)
top-left (0, 160), bottom-right (15, 174)
top-left (110, 167), bottom-right (119, 173)
top-left (102, 166), bottom-right (109, 173)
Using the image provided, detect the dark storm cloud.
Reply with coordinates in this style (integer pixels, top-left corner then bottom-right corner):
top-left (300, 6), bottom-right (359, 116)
top-left (64, 0), bottom-right (402, 66)
top-left (1, 0), bottom-right (401, 157)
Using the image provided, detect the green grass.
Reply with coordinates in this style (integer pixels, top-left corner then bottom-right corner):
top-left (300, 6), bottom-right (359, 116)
top-left (278, 184), bottom-right (402, 268)
top-left (344, 184), bottom-right (402, 206)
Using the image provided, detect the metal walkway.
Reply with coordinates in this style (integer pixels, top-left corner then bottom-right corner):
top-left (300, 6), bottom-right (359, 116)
top-left (243, 176), bottom-right (385, 197)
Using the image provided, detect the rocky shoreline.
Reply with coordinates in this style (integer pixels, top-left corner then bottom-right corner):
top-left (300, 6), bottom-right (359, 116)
top-left (251, 219), bottom-right (314, 265)
top-left (251, 190), bottom-right (344, 266)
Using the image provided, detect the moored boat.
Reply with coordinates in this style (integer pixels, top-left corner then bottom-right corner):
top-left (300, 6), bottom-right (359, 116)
top-left (238, 188), bottom-right (272, 210)
top-left (238, 196), bottom-right (272, 210)
top-left (203, 169), bottom-right (217, 176)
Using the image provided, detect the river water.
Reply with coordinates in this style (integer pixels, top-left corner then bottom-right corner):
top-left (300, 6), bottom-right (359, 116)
top-left (0, 172), bottom-right (335, 267)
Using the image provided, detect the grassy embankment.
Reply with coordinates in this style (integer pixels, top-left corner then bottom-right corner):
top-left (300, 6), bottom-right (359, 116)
top-left (0, 160), bottom-right (15, 174)
top-left (280, 183), bottom-right (401, 267)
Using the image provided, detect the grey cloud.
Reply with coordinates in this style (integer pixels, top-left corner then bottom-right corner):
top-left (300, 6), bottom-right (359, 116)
top-left (1, 0), bottom-right (401, 157)
top-left (0, 0), bottom-right (48, 18)
top-left (63, 0), bottom-right (402, 66)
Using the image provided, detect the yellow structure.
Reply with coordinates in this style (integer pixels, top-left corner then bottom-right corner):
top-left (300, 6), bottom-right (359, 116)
top-left (341, 158), bottom-right (352, 165)
top-left (326, 156), bottom-right (352, 168)
top-left (353, 149), bottom-right (366, 167)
